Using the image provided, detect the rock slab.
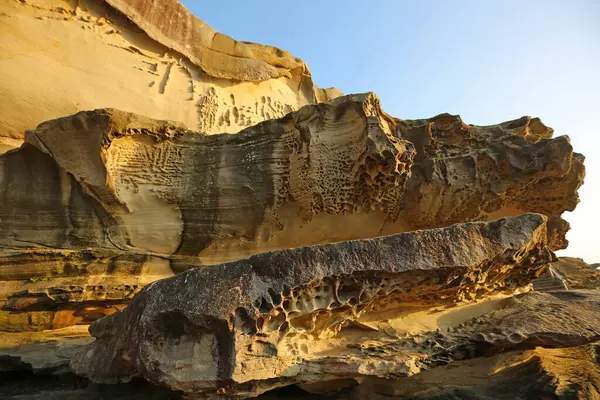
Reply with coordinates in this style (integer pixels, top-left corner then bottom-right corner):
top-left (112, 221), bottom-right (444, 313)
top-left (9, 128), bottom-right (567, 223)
top-left (72, 213), bottom-right (555, 397)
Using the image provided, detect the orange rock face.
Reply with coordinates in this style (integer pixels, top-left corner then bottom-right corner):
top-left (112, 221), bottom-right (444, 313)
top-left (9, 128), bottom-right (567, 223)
top-left (0, 93), bottom-right (584, 336)
top-left (105, 0), bottom-right (308, 81)
top-left (0, 0), bottom-right (594, 399)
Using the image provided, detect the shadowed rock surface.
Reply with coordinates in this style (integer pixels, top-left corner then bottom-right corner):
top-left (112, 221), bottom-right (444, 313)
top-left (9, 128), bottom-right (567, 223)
top-left (0, 0), bottom-right (594, 398)
top-left (0, 373), bottom-right (184, 400)
top-left (340, 341), bottom-right (600, 400)
top-left (0, 250), bottom-right (207, 332)
top-left (3, 288), bottom-right (599, 399)
top-left (0, 92), bottom-right (584, 335)
top-left (70, 214), bottom-right (559, 397)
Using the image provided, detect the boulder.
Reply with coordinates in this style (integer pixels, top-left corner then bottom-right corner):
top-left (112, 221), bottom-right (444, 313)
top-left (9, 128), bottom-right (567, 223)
top-left (71, 213), bottom-right (558, 397)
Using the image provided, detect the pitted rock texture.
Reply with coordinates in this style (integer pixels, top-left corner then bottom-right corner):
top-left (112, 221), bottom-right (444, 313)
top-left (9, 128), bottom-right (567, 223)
top-left (71, 214), bottom-right (556, 397)
top-left (0, 92), bottom-right (585, 336)
top-left (0, 0), bottom-right (593, 397)
top-left (3, 287), bottom-right (600, 399)
top-left (1, 93), bottom-right (414, 259)
top-left (1, 93), bottom-right (583, 262)
top-left (0, 0), bottom-right (340, 149)
top-left (396, 113), bottom-right (585, 250)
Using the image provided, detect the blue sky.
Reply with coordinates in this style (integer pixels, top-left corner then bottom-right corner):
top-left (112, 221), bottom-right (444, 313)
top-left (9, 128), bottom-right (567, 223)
top-left (182, 0), bottom-right (600, 262)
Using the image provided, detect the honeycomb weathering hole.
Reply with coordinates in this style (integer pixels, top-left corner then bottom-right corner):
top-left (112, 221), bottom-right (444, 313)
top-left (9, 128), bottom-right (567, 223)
top-left (230, 264), bottom-right (529, 340)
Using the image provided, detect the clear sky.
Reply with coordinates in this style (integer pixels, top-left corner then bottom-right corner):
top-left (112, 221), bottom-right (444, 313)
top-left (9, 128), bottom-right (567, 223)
top-left (182, 0), bottom-right (600, 262)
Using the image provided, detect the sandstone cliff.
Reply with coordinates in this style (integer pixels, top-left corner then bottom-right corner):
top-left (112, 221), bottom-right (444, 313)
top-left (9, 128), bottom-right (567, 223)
top-left (1, 94), bottom-right (583, 259)
top-left (0, 0), bottom-right (595, 399)
top-left (0, 0), bottom-right (341, 152)
top-left (0, 93), bottom-right (584, 334)
top-left (3, 254), bottom-right (599, 399)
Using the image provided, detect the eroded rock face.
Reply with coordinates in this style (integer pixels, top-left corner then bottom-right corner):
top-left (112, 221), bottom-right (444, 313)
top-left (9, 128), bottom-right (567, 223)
top-left (1, 94), bottom-right (583, 261)
top-left (71, 214), bottom-right (556, 397)
top-left (342, 341), bottom-right (600, 400)
top-left (2, 93), bottom-right (414, 260)
top-left (0, 0), bottom-right (593, 398)
top-left (0, 250), bottom-right (200, 332)
top-left (0, 0), bottom-right (340, 150)
top-left (396, 113), bottom-right (585, 250)
top-left (4, 279), bottom-right (599, 399)
top-left (0, 93), bottom-right (584, 334)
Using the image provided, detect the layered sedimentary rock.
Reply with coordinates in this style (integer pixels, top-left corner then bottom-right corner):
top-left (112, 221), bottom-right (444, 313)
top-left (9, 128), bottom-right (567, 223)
top-left (1, 94), bottom-right (583, 258)
top-left (104, 0), bottom-right (307, 81)
top-left (343, 342), bottom-right (600, 400)
top-left (0, 0), bottom-right (593, 397)
top-left (0, 331), bottom-right (92, 374)
top-left (0, 92), bottom-right (584, 334)
top-left (3, 256), bottom-right (599, 398)
top-left (0, 250), bottom-right (203, 332)
top-left (533, 256), bottom-right (600, 291)
top-left (71, 213), bottom-right (559, 397)
top-left (0, 0), bottom-right (340, 151)
top-left (1, 93), bottom-right (413, 259)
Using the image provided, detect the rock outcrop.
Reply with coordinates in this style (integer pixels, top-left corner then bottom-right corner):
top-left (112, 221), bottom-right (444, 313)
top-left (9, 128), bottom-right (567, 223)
top-left (71, 214), bottom-right (558, 397)
top-left (0, 0), bottom-right (340, 151)
top-left (533, 256), bottom-right (600, 291)
top-left (104, 0), bottom-right (307, 81)
top-left (0, 92), bottom-right (584, 334)
top-left (0, 0), bottom-right (594, 398)
top-left (3, 261), bottom-right (599, 399)
top-left (1, 94), bottom-right (583, 259)
top-left (342, 341), bottom-right (600, 400)
top-left (0, 250), bottom-right (196, 332)
top-left (397, 114), bottom-right (584, 250)
top-left (1, 93), bottom-right (413, 259)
